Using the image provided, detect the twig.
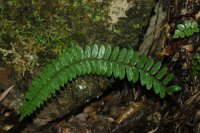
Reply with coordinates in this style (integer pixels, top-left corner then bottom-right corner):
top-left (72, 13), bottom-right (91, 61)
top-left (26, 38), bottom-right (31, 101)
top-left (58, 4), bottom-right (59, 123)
top-left (0, 85), bottom-right (15, 102)
top-left (148, 127), bottom-right (158, 133)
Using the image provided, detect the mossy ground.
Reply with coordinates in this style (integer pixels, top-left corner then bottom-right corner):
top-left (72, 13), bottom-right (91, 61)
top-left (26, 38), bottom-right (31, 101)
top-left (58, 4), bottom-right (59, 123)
top-left (0, 0), bottom-right (155, 76)
top-left (2, 0), bottom-right (199, 133)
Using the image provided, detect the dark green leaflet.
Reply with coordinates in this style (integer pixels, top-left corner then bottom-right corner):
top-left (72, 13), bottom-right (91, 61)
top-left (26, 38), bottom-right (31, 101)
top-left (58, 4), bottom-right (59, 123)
top-left (20, 45), bottom-right (181, 121)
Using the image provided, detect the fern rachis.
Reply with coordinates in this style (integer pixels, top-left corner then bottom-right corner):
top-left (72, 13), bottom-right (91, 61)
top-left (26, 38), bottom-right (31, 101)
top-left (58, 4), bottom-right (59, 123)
top-left (20, 44), bottom-right (181, 121)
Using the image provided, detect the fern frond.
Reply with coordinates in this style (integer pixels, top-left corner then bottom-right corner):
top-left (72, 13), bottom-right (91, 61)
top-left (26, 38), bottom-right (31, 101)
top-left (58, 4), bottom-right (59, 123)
top-left (20, 44), bottom-right (181, 121)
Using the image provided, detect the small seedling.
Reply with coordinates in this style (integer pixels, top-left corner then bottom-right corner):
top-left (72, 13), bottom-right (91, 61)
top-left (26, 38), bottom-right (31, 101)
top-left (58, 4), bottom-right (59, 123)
top-left (173, 20), bottom-right (199, 39)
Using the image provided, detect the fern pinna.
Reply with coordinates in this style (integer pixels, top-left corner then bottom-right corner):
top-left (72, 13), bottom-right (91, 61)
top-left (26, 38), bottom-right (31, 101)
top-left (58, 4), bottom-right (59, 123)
top-left (20, 44), bottom-right (181, 121)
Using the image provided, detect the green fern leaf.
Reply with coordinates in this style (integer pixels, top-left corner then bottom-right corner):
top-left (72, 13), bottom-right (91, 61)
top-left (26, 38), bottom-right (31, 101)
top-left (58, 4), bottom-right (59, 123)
top-left (84, 45), bottom-right (91, 59)
top-left (143, 58), bottom-right (154, 71)
top-left (155, 67), bottom-right (168, 79)
top-left (159, 87), bottom-right (166, 98)
top-left (139, 70), bottom-right (146, 86)
top-left (84, 60), bottom-right (91, 74)
top-left (162, 73), bottom-right (174, 85)
top-left (94, 60), bottom-right (100, 74)
top-left (69, 46), bottom-right (78, 61)
top-left (74, 64), bottom-right (82, 76)
top-left (126, 65), bottom-right (133, 81)
top-left (153, 79), bottom-right (162, 94)
top-left (110, 46), bottom-right (120, 61)
top-left (103, 45), bottom-right (112, 60)
top-left (166, 85), bottom-right (181, 95)
top-left (92, 44), bottom-right (99, 58)
top-left (150, 61), bottom-right (161, 75)
top-left (19, 44), bottom-right (181, 122)
top-left (129, 51), bottom-right (138, 65)
top-left (132, 67), bottom-right (139, 83)
top-left (145, 73), bottom-right (153, 90)
top-left (97, 45), bottom-right (105, 59)
top-left (99, 60), bottom-right (107, 75)
top-left (119, 63), bottom-right (125, 80)
top-left (90, 60), bottom-right (96, 74)
top-left (117, 48), bottom-right (127, 62)
top-left (123, 49), bottom-right (134, 64)
top-left (96, 61), bottom-right (101, 75)
top-left (57, 73), bottom-right (66, 87)
top-left (63, 51), bottom-right (73, 64)
top-left (71, 66), bottom-right (78, 78)
top-left (58, 53), bottom-right (67, 66)
top-left (75, 45), bottom-right (84, 60)
top-left (106, 61), bottom-right (113, 77)
top-left (137, 54), bottom-right (147, 68)
top-left (113, 63), bottom-right (119, 78)
top-left (52, 59), bottom-right (62, 71)
top-left (80, 62), bottom-right (87, 75)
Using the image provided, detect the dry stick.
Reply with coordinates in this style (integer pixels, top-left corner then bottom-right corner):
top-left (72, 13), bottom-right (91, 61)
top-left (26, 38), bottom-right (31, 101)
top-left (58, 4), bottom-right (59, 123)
top-left (147, 0), bottom-right (162, 56)
top-left (0, 85), bottom-right (15, 102)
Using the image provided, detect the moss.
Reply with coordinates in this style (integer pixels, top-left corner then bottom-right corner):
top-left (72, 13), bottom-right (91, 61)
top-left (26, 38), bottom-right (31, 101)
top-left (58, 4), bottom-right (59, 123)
top-left (0, 0), bottom-right (156, 125)
top-left (0, 0), bottom-right (155, 76)
top-left (0, 42), bottom-right (42, 76)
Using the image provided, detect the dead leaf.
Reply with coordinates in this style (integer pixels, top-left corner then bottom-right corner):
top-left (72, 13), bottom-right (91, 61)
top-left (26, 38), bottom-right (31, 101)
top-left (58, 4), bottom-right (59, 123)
top-left (159, 42), bottom-right (181, 56)
top-left (195, 11), bottom-right (200, 20)
top-left (182, 44), bottom-right (193, 52)
top-left (115, 102), bottom-right (146, 124)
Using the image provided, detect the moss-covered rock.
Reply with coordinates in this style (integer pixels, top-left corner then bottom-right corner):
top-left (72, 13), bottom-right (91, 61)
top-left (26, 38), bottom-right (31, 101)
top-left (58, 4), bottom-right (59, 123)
top-left (0, 0), bottom-right (156, 128)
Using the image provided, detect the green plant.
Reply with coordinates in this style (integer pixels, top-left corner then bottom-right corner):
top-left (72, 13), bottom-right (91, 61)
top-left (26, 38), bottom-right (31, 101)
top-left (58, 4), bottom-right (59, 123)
top-left (19, 44), bottom-right (181, 121)
top-left (192, 52), bottom-right (200, 75)
top-left (173, 20), bottom-right (199, 39)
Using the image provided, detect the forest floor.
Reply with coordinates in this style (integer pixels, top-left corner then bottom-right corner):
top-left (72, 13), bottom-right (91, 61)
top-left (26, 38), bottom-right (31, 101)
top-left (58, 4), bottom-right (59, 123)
top-left (0, 0), bottom-right (200, 133)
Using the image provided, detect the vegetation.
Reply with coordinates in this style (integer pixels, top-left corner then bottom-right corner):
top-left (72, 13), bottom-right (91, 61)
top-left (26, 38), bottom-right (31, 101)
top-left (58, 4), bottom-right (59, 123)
top-left (20, 44), bottom-right (181, 121)
top-left (0, 0), bottom-right (154, 75)
top-left (0, 0), bottom-right (111, 75)
top-left (192, 52), bottom-right (200, 75)
top-left (173, 20), bottom-right (199, 39)
top-left (2, 0), bottom-right (199, 132)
